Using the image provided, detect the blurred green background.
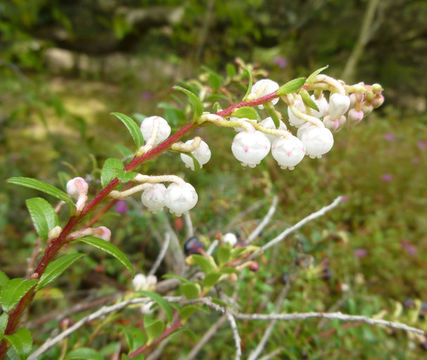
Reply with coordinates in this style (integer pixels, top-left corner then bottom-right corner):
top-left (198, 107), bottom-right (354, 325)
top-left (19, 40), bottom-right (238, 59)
top-left (0, 0), bottom-right (426, 358)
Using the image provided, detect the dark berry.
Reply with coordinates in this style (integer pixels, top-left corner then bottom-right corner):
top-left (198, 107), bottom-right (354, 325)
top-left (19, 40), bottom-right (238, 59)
top-left (322, 268), bottom-right (332, 281)
top-left (281, 273), bottom-right (289, 285)
top-left (184, 236), bottom-right (204, 256)
top-left (403, 298), bottom-right (415, 309)
top-left (249, 261), bottom-right (259, 272)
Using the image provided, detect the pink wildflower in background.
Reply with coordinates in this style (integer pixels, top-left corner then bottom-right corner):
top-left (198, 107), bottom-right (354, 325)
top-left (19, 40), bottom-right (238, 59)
top-left (384, 133), bottom-right (395, 142)
top-left (417, 140), bottom-right (426, 149)
top-left (354, 249), bottom-right (367, 258)
top-left (141, 91), bottom-right (153, 100)
top-left (401, 241), bottom-right (416, 255)
top-left (115, 200), bottom-right (128, 214)
top-left (273, 57), bottom-right (287, 68)
top-left (381, 174), bottom-right (393, 182)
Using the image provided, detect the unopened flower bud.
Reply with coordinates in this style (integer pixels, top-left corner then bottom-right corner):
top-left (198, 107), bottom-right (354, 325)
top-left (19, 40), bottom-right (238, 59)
top-left (66, 177), bottom-right (88, 198)
top-left (48, 225), bottom-right (62, 240)
top-left (287, 98), bottom-right (307, 127)
top-left (165, 182), bottom-right (198, 216)
top-left (250, 79), bottom-right (279, 108)
top-left (249, 261), bottom-right (259, 272)
top-left (231, 130), bottom-right (270, 168)
top-left (328, 93), bottom-right (350, 119)
top-left (271, 135), bottom-right (306, 170)
top-left (300, 126), bottom-right (334, 158)
top-left (372, 95), bottom-right (384, 108)
top-left (140, 116), bottom-right (171, 145)
top-left (260, 117), bottom-right (287, 143)
top-left (347, 109), bottom-right (364, 123)
top-left (93, 226), bottom-right (111, 241)
top-left (223, 233), bottom-right (238, 247)
top-left (180, 140), bottom-right (211, 170)
top-left (132, 273), bottom-right (157, 291)
top-left (323, 115), bottom-right (346, 131)
top-left (184, 236), bottom-right (205, 256)
top-left (362, 104), bottom-right (374, 114)
top-left (141, 183), bottom-right (166, 213)
top-left (310, 95), bottom-right (329, 118)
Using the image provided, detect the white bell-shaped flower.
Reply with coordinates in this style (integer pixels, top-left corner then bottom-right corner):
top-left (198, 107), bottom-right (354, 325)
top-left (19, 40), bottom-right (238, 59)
top-left (231, 130), bottom-right (271, 168)
top-left (141, 183), bottom-right (167, 213)
top-left (300, 126), bottom-right (334, 158)
top-left (287, 98), bottom-right (307, 128)
top-left (328, 93), bottom-right (350, 119)
top-left (250, 79), bottom-right (280, 108)
top-left (323, 115), bottom-right (346, 131)
top-left (260, 117), bottom-right (287, 143)
top-left (140, 116), bottom-right (171, 145)
top-left (180, 140), bottom-right (211, 170)
top-left (223, 233), bottom-right (238, 247)
top-left (310, 95), bottom-right (329, 118)
top-left (271, 135), bottom-right (306, 170)
top-left (66, 177), bottom-right (88, 198)
top-left (165, 182), bottom-right (198, 216)
top-left (347, 109), bottom-right (364, 123)
top-left (132, 273), bottom-right (157, 291)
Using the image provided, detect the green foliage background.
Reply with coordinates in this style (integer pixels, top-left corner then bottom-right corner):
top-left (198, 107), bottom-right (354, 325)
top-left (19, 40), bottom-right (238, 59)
top-left (0, 0), bottom-right (426, 358)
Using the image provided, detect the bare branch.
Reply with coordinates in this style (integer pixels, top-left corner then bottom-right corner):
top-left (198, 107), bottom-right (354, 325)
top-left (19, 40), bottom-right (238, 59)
top-left (249, 196), bottom-right (343, 260)
top-left (226, 312), bottom-right (242, 360)
top-left (148, 233), bottom-right (170, 277)
top-left (246, 196), bottom-right (279, 244)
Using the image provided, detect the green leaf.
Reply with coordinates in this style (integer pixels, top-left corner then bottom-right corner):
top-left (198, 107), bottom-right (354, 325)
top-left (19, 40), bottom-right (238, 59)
top-left (25, 198), bottom-right (59, 241)
top-left (179, 305), bottom-right (200, 321)
top-left (265, 102), bottom-right (280, 129)
top-left (76, 236), bottom-right (134, 276)
top-left (145, 319), bottom-right (165, 344)
top-left (231, 106), bottom-right (258, 120)
top-left (157, 103), bottom-right (185, 127)
top-left (188, 254), bottom-right (218, 274)
top-left (117, 171), bottom-right (137, 183)
top-left (300, 89), bottom-right (319, 112)
top-left (111, 112), bottom-right (143, 148)
top-left (66, 348), bottom-right (104, 360)
top-left (242, 67), bottom-right (253, 100)
top-left (4, 328), bottom-right (32, 359)
top-left (0, 278), bottom-right (38, 312)
top-left (173, 86), bottom-right (203, 120)
top-left (101, 158), bottom-right (123, 187)
top-left (0, 271), bottom-right (9, 289)
top-left (276, 77), bottom-right (306, 96)
top-left (203, 273), bottom-right (221, 288)
top-left (0, 313), bottom-right (8, 341)
top-left (180, 283), bottom-right (200, 300)
top-left (114, 144), bottom-right (134, 158)
top-left (226, 63), bottom-right (236, 79)
top-left (136, 290), bottom-right (173, 323)
top-left (37, 253), bottom-right (85, 290)
top-left (306, 65), bottom-right (329, 85)
top-left (162, 274), bottom-right (191, 284)
top-left (7, 177), bottom-right (74, 208)
top-left (208, 72), bottom-right (223, 91)
top-left (132, 113), bottom-right (147, 124)
top-left (217, 246), bottom-right (231, 266)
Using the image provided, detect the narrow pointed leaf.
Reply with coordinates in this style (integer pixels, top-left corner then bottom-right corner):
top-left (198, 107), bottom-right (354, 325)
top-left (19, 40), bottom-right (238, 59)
top-left (136, 290), bottom-right (173, 322)
top-left (173, 86), bottom-right (203, 119)
top-left (4, 328), bottom-right (32, 359)
top-left (306, 65), bottom-right (329, 84)
top-left (0, 271), bottom-right (9, 289)
top-left (37, 253), bottom-right (85, 290)
top-left (0, 278), bottom-right (38, 312)
top-left (76, 236), bottom-right (134, 276)
top-left (111, 112), bottom-right (143, 148)
top-left (242, 67), bottom-right (253, 100)
top-left (300, 89), bottom-right (320, 112)
top-left (25, 198), bottom-right (59, 241)
top-left (7, 177), bottom-right (74, 207)
top-left (66, 348), bottom-right (104, 360)
top-left (145, 320), bottom-right (165, 344)
top-left (276, 77), bottom-right (306, 96)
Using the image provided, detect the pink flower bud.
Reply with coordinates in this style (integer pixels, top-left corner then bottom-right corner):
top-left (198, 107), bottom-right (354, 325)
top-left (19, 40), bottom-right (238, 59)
top-left (260, 117), bottom-right (287, 143)
top-left (271, 135), bottom-right (305, 170)
top-left (165, 182), bottom-right (198, 216)
top-left (347, 109), bottom-right (364, 123)
top-left (66, 177), bottom-right (88, 198)
top-left (372, 95), bottom-right (384, 108)
top-left (180, 140), bottom-right (211, 170)
top-left (231, 130), bottom-right (270, 168)
top-left (249, 261), bottom-right (259, 272)
top-left (328, 93), bottom-right (350, 119)
top-left (300, 126), bottom-right (334, 158)
top-left (141, 184), bottom-right (167, 213)
top-left (140, 116), bottom-right (171, 145)
top-left (323, 115), bottom-right (346, 131)
top-left (93, 226), bottom-right (111, 241)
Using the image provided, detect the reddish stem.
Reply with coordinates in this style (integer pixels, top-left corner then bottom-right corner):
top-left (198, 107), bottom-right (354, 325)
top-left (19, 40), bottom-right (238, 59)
top-left (128, 318), bottom-right (182, 358)
top-left (0, 91), bottom-right (278, 359)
